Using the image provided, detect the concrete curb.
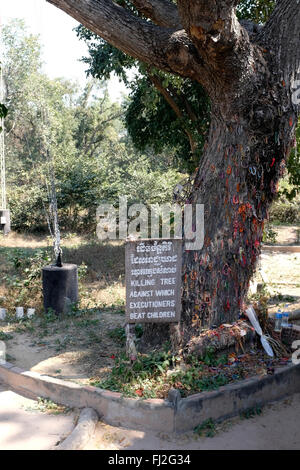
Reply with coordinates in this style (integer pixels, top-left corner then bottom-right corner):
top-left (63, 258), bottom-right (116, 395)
top-left (262, 245), bottom-right (300, 253)
top-left (173, 363), bottom-right (300, 432)
top-left (0, 360), bottom-right (299, 433)
top-left (54, 408), bottom-right (98, 450)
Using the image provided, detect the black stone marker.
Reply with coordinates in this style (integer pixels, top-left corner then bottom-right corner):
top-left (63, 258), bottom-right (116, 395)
top-left (42, 263), bottom-right (78, 315)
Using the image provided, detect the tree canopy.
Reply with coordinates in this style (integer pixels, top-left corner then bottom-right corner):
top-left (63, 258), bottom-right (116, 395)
top-left (75, 0), bottom-right (280, 172)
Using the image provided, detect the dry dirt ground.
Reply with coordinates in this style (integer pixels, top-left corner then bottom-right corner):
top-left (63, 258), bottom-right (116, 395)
top-left (0, 229), bottom-right (299, 385)
top-left (256, 251), bottom-right (300, 314)
top-left (1, 311), bottom-right (125, 385)
top-left (83, 394), bottom-right (300, 450)
top-left (272, 225), bottom-right (300, 245)
top-left (0, 382), bottom-right (76, 450)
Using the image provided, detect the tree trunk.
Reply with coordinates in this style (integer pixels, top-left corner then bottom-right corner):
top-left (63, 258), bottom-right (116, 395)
top-left (143, 45), bottom-right (298, 350)
top-left (179, 2), bottom-right (299, 347)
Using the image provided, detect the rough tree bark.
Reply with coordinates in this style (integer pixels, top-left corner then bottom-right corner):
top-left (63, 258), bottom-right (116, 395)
top-left (47, 0), bottom-right (300, 350)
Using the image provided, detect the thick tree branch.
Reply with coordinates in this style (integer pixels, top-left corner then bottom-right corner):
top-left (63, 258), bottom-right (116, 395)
top-left (47, 0), bottom-right (208, 83)
top-left (129, 0), bottom-right (181, 28)
top-left (176, 0), bottom-right (249, 72)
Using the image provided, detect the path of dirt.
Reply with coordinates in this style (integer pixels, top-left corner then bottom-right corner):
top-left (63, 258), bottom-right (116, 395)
top-left (84, 393), bottom-right (300, 450)
top-left (271, 225), bottom-right (300, 245)
top-left (257, 251), bottom-right (300, 314)
top-left (1, 382), bottom-right (299, 450)
top-left (0, 382), bottom-right (76, 450)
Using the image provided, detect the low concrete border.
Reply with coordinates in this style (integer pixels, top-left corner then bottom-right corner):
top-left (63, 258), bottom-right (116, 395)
top-left (0, 359), bottom-right (299, 433)
top-left (173, 363), bottom-right (300, 432)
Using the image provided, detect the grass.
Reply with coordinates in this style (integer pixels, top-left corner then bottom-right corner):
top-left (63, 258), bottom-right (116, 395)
top-left (91, 346), bottom-right (231, 399)
top-left (75, 318), bottom-right (100, 328)
top-left (0, 245), bottom-right (127, 378)
top-left (240, 406), bottom-right (262, 419)
top-left (194, 419), bottom-right (217, 438)
top-left (89, 341), bottom-right (290, 399)
top-left (23, 397), bottom-right (72, 415)
top-left (271, 292), bottom-right (297, 303)
top-left (194, 406), bottom-right (263, 439)
top-left (0, 232), bottom-right (126, 314)
top-left (0, 235), bottom-right (129, 384)
top-left (0, 331), bottom-right (13, 341)
top-left (108, 326), bottom-right (127, 345)
top-left (107, 325), bottom-right (143, 346)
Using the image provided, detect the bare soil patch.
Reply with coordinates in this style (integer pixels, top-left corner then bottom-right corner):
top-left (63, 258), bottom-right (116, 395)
top-left (270, 225), bottom-right (300, 245)
top-left (1, 310), bottom-right (126, 385)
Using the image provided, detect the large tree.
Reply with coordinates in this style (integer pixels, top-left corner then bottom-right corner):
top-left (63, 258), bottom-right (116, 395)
top-left (47, 0), bottom-right (300, 348)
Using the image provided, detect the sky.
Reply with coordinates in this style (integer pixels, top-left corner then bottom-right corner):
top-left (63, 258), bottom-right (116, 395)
top-left (0, 0), bottom-right (129, 101)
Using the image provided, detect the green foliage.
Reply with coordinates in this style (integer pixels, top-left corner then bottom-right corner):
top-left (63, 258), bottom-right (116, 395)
top-left (281, 124), bottom-right (300, 200)
top-left (95, 347), bottom-right (180, 397)
top-left (77, 262), bottom-right (88, 281)
top-left (240, 405), bottom-right (262, 419)
top-left (125, 74), bottom-right (210, 171)
top-left (0, 331), bottom-right (13, 341)
top-left (200, 348), bottom-right (228, 367)
top-left (1, 247), bottom-right (52, 308)
top-left (7, 138), bottom-right (181, 233)
top-left (2, 20), bottom-right (182, 233)
top-left (237, 0), bottom-right (275, 23)
top-left (194, 419), bottom-right (217, 438)
top-left (76, 0), bottom-right (278, 173)
top-left (267, 173), bottom-right (300, 224)
top-left (0, 63), bottom-right (7, 131)
top-left (35, 397), bottom-right (70, 414)
top-left (262, 224), bottom-right (277, 244)
top-left (76, 29), bottom-right (136, 84)
top-left (93, 346), bottom-right (230, 398)
top-left (0, 243), bottom-right (90, 315)
top-left (8, 178), bottom-right (49, 232)
top-left (76, 24), bottom-right (210, 172)
top-left (108, 324), bottom-right (143, 345)
top-left (76, 0), bottom-right (299, 196)
top-left (269, 195), bottom-right (300, 224)
top-left (0, 103), bottom-right (8, 120)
